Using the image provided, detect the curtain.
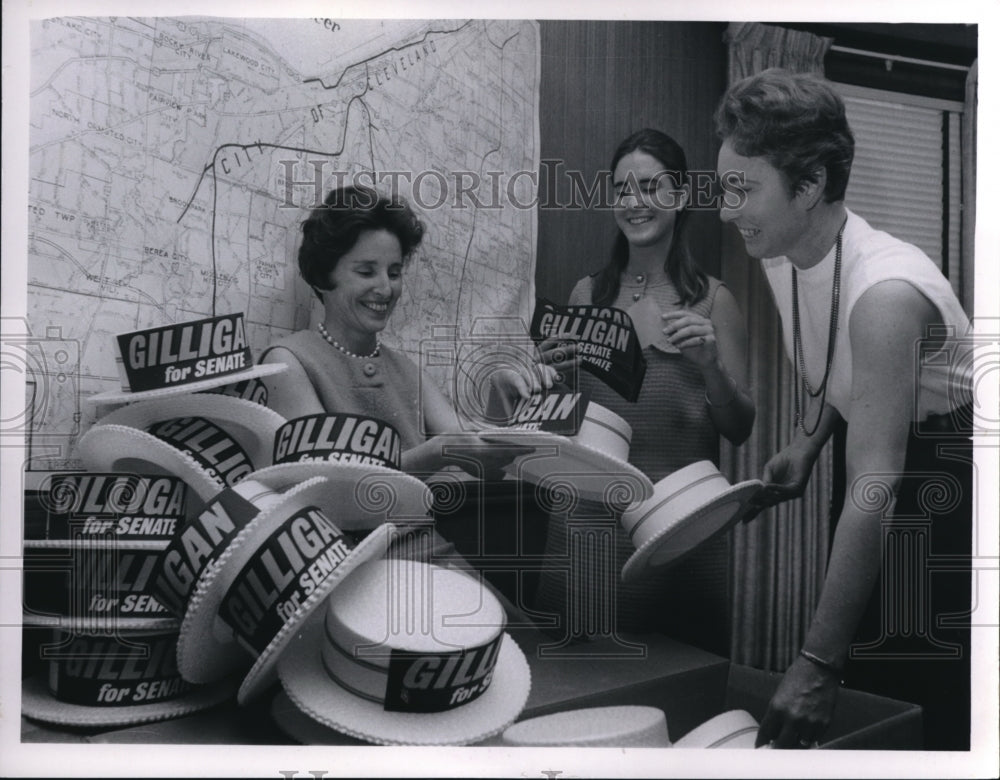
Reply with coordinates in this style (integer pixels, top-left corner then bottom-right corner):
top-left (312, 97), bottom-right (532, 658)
top-left (719, 22), bottom-right (836, 671)
top-left (961, 59), bottom-right (977, 316)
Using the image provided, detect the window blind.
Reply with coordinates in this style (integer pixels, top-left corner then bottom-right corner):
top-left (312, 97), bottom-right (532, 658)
top-left (840, 86), bottom-right (963, 287)
top-left (844, 95), bottom-right (943, 265)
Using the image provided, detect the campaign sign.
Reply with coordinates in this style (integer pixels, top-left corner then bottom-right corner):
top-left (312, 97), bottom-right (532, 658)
top-left (218, 506), bottom-right (353, 656)
top-left (530, 298), bottom-right (646, 401)
top-left (272, 414), bottom-right (402, 471)
top-left (115, 313), bottom-right (251, 393)
top-left (383, 634), bottom-right (503, 713)
top-left (505, 390), bottom-right (591, 435)
top-left (35, 473), bottom-right (186, 543)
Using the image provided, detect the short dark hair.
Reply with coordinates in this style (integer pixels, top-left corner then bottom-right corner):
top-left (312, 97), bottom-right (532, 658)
top-left (715, 68), bottom-right (855, 202)
top-left (298, 185), bottom-right (425, 299)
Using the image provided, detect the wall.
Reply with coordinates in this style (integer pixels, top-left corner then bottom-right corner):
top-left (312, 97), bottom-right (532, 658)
top-left (536, 21), bottom-right (728, 304)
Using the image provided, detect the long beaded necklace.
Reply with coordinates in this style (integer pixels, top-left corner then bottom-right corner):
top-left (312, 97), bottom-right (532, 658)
top-left (791, 219), bottom-right (846, 436)
top-left (317, 321), bottom-right (380, 359)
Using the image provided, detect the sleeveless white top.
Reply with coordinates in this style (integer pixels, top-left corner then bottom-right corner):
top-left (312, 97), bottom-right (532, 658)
top-left (761, 209), bottom-right (972, 421)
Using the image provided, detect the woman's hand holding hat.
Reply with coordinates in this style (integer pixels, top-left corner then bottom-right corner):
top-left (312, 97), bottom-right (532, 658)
top-left (484, 339), bottom-right (568, 423)
top-left (742, 439), bottom-right (823, 522)
top-left (492, 336), bottom-right (579, 397)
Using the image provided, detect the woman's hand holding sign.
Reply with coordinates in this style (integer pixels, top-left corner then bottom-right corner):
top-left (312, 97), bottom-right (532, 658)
top-left (488, 336), bottom-right (579, 411)
top-left (535, 335), bottom-right (581, 382)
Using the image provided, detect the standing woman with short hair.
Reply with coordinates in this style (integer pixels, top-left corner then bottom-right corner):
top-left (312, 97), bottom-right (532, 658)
top-left (715, 68), bottom-right (973, 750)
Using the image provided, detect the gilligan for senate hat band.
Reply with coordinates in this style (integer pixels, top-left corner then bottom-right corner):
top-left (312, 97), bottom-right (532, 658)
top-left (22, 471), bottom-right (188, 631)
top-left (77, 393), bottom-right (286, 506)
top-left (250, 413), bottom-right (433, 531)
top-left (278, 558), bottom-right (531, 746)
top-left (87, 312), bottom-right (286, 406)
top-left (21, 628), bottom-right (236, 727)
top-left (21, 474), bottom-right (235, 727)
top-left (482, 397), bottom-right (654, 506)
top-left (169, 474), bottom-right (397, 704)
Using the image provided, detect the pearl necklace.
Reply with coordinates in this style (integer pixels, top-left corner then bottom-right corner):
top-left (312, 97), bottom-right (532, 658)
top-left (317, 322), bottom-right (380, 359)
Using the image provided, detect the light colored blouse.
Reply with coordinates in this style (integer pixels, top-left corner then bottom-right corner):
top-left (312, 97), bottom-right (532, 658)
top-left (761, 209), bottom-right (972, 421)
top-left (260, 329), bottom-right (426, 450)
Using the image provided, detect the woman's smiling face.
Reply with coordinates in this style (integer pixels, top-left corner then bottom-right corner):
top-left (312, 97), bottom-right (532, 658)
top-left (716, 140), bottom-right (811, 262)
top-left (322, 228), bottom-right (403, 344)
top-left (612, 150), bottom-right (686, 252)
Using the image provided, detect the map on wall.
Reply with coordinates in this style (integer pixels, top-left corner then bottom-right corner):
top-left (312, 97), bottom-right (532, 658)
top-left (23, 16), bottom-right (540, 472)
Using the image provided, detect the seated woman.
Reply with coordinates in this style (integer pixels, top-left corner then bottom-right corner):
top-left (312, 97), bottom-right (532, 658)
top-left (259, 184), bottom-right (546, 625)
top-left (260, 184), bottom-right (542, 477)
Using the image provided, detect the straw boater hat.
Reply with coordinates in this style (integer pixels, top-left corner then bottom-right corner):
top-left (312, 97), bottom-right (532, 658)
top-left (170, 475), bottom-right (397, 705)
top-left (249, 413), bottom-right (433, 531)
top-left (620, 460), bottom-right (763, 583)
top-left (481, 400), bottom-right (654, 506)
top-left (269, 690), bottom-right (368, 745)
top-left (500, 706), bottom-right (672, 747)
top-left (76, 394), bottom-right (286, 507)
top-left (20, 628), bottom-right (237, 728)
top-left (148, 414), bottom-right (431, 628)
top-left (20, 473), bottom-right (235, 727)
top-left (277, 557), bottom-right (531, 746)
top-left (674, 710), bottom-right (764, 749)
top-left (22, 471), bottom-right (189, 632)
top-left (87, 312), bottom-right (286, 406)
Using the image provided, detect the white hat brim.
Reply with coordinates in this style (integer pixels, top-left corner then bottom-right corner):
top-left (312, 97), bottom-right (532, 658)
top-left (400, 432), bottom-right (520, 476)
top-left (251, 462), bottom-right (431, 530)
top-left (175, 477), bottom-right (392, 689)
top-left (20, 613), bottom-right (180, 632)
top-left (21, 673), bottom-right (236, 728)
top-left (269, 689), bottom-right (368, 745)
top-left (87, 363), bottom-right (287, 406)
top-left (236, 522), bottom-right (393, 705)
top-left (480, 430), bottom-right (654, 505)
top-left (674, 709), bottom-right (761, 749)
top-left (23, 538), bottom-right (168, 551)
top-left (77, 424), bottom-right (225, 505)
top-left (93, 393), bottom-right (284, 467)
top-left (622, 480), bottom-right (762, 583)
top-left (278, 608), bottom-right (531, 746)
top-left (500, 705), bottom-right (672, 747)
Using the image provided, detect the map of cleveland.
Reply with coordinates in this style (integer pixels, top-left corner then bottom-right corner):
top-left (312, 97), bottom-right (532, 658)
top-left (25, 17), bottom-right (540, 471)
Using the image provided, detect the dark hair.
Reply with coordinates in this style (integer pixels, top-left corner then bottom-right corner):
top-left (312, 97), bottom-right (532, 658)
top-left (298, 185), bottom-right (425, 299)
top-left (714, 68), bottom-right (855, 202)
top-left (591, 128), bottom-right (708, 308)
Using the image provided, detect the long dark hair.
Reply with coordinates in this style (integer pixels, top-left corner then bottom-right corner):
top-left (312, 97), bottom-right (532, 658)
top-left (591, 129), bottom-right (708, 307)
